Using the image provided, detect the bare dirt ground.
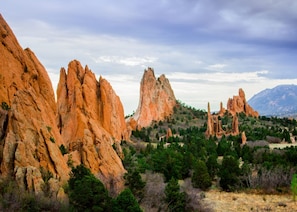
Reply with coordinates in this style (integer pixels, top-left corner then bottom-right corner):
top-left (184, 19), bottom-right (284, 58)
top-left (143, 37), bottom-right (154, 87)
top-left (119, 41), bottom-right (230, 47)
top-left (203, 189), bottom-right (297, 212)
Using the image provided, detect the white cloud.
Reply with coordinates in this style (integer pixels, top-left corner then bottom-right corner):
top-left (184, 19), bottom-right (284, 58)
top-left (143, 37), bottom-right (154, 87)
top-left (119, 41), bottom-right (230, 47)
top-left (194, 60), bottom-right (203, 64)
top-left (94, 56), bottom-right (157, 67)
top-left (167, 70), bottom-right (269, 83)
top-left (206, 63), bottom-right (227, 70)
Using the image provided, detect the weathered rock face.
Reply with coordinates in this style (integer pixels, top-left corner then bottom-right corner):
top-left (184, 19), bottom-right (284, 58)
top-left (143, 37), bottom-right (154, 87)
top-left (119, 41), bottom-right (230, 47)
top-left (0, 15), bottom-right (69, 194)
top-left (57, 60), bottom-right (126, 195)
top-left (232, 115), bottom-right (239, 134)
top-left (206, 102), bottom-right (239, 138)
top-left (206, 102), bottom-right (224, 137)
top-left (227, 88), bottom-right (259, 117)
top-left (166, 128), bottom-right (173, 139)
top-left (98, 76), bottom-right (129, 141)
top-left (129, 68), bottom-right (176, 130)
top-left (241, 131), bottom-right (247, 145)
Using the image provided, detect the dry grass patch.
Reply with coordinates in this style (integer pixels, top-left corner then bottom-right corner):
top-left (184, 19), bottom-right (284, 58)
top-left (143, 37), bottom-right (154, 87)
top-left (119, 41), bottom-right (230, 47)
top-left (203, 189), bottom-right (297, 212)
top-left (269, 143), bottom-right (297, 149)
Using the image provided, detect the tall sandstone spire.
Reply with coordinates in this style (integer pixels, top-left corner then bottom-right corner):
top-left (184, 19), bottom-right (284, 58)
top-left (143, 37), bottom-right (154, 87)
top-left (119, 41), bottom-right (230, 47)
top-left (128, 67), bottom-right (176, 130)
top-left (206, 88), bottom-right (258, 138)
top-left (0, 14), bottom-right (69, 195)
top-left (57, 60), bottom-right (127, 195)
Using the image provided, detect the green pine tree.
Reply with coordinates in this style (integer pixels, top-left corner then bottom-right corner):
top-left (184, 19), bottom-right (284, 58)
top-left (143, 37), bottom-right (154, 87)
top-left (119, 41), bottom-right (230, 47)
top-left (68, 165), bottom-right (111, 211)
top-left (291, 174), bottom-right (297, 201)
top-left (165, 178), bottom-right (186, 212)
top-left (112, 188), bottom-right (142, 212)
top-left (192, 160), bottom-right (212, 190)
top-left (219, 155), bottom-right (240, 191)
top-left (124, 168), bottom-right (145, 199)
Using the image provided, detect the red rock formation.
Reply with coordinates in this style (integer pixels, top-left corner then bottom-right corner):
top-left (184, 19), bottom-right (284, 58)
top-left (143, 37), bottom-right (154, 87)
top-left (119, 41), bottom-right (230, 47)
top-left (206, 102), bottom-right (238, 137)
top-left (166, 128), bottom-right (173, 139)
top-left (206, 102), bottom-right (214, 136)
top-left (0, 15), bottom-right (69, 195)
top-left (98, 76), bottom-right (129, 141)
top-left (129, 68), bottom-right (176, 129)
top-left (218, 101), bottom-right (226, 116)
top-left (232, 115), bottom-right (239, 134)
top-left (227, 88), bottom-right (259, 117)
top-left (0, 14), bottom-right (127, 196)
top-left (241, 131), bottom-right (247, 145)
top-left (206, 102), bottom-right (224, 137)
top-left (206, 89), bottom-right (258, 138)
top-left (57, 60), bottom-right (126, 195)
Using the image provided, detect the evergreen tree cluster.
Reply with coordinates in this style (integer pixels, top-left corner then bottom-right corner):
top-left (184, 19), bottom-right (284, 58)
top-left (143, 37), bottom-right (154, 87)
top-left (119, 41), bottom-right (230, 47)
top-left (68, 165), bottom-right (142, 212)
top-left (126, 102), bottom-right (297, 199)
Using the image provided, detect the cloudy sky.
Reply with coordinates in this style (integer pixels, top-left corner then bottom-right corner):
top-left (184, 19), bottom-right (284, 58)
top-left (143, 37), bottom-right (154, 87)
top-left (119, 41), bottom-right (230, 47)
top-left (2, 0), bottom-right (297, 114)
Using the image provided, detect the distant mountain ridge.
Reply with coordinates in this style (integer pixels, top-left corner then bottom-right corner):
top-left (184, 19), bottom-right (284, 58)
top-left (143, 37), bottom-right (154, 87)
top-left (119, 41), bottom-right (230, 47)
top-left (248, 84), bottom-right (297, 117)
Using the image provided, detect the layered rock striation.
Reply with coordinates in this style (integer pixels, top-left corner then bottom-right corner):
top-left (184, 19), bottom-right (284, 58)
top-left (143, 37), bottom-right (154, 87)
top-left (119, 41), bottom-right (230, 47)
top-left (57, 60), bottom-right (126, 195)
top-left (128, 68), bottom-right (176, 130)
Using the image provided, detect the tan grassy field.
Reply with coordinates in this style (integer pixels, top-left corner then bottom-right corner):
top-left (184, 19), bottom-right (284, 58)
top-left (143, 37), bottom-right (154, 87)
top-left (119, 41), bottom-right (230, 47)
top-left (203, 189), bottom-right (297, 212)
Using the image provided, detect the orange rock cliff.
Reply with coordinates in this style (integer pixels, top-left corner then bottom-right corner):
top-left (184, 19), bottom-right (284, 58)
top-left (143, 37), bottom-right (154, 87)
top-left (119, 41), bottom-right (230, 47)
top-left (127, 67), bottom-right (176, 130)
top-left (0, 14), bottom-right (127, 196)
top-left (0, 14), bottom-right (69, 197)
top-left (57, 60), bottom-right (126, 195)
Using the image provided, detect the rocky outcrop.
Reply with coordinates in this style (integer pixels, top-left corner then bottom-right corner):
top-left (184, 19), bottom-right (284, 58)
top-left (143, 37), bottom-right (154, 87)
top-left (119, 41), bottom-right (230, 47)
top-left (206, 102), bottom-right (223, 137)
top-left (206, 88), bottom-right (258, 138)
top-left (206, 102), bottom-right (239, 137)
top-left (57, 60), bottom-right (126, 195)
top-left (241, 131), bottom-right (247, 145)
top-left (0, 14), bottom-right (69, 196)
top-left (0, 14), bottom-right (128, 196)
top-left (166, 128), bottom-right (173, 139)
top-left (227, 88), bottom-right (259, 117)
top-left (232, 115), bottom-right (239, 134)
top-left (218, 101), bottom-right (226, 116)
top-left (128, 68), bottom-right (176, 130)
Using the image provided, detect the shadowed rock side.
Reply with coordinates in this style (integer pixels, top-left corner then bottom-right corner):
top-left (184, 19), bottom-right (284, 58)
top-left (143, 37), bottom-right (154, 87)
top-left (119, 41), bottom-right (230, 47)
top-left (0, 14), bottom-right (69, 196)
top-left (57, 60), bottom-right (126, 195)
top-left (128, 68), bottom-right (176, 130)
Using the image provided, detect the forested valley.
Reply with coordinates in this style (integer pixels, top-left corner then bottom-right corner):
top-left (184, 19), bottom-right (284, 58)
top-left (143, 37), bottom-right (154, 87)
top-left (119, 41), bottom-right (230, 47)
top-left (123, 101), bottom-right (297, 211)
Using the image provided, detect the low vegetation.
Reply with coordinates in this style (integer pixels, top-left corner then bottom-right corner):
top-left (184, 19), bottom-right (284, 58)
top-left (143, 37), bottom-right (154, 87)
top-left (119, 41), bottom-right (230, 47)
top-left (126, 100), bottom-right (297, 211)
top-left (0, 177), bottom-right (67, 211)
